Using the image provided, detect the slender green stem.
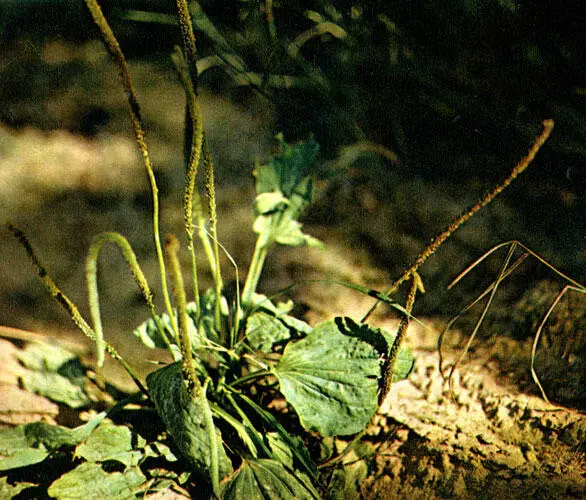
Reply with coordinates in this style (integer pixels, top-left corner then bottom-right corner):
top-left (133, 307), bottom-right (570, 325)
top-left (165, 235), bottom-right (199, 390)
top-left (173, 46), bottom-right (204, 319)
top-left (203, 139), bottom-right (224, 333)
top-left (166, 235), bottom-right (221, 493)
top-left (194, 191), bottom-right (220, 276)
top-left (174, 0), bottom-right (198, 89)
top-left (83, 0), bottom-right (178, 337)
top-left (264, 0), bottom-right (278, 44)
top-left (241, 238), bottom-right (270, 308)
top-left (228, 369), bottom-right (272, 388)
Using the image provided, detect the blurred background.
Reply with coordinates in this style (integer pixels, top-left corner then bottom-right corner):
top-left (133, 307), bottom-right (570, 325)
top-left (0, 1), bottom-right (584, 404)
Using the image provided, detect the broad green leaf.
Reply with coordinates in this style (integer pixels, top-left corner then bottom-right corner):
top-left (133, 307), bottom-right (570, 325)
top-left (0, 411), bottom-right (108, 471)
top-left (146, 363), bottom-right (233, 482)
top-left (0, 477), bottom-right (35, 498)
top-left (274, 317), bottom-right (385, 436)
top-left (220, 459), bottom-right (319, 499)
top-left (76, 423), bottom-right (146, 467)
top-left (47, 461), bottom-right (146, 500)
top-left (17, 343), bottom-right (89, 408)
top-left (246, 312), bottom-right (291, 353)
top-left (0, 445), bottom-right (48, 471)
top-left (254, 191), bottom-right (288, 214)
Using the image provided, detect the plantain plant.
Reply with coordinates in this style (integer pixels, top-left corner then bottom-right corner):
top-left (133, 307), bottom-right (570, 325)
top-left (1, 1), bottom-right (556, 498)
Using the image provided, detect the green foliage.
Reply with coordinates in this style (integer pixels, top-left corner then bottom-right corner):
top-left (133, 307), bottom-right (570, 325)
top-left (3, 129), bottom-right (415, 496)
top-left (47, 462), bottom-right (146, 500)
top-left (3, 1), bottom-right (424, 497)
top-left (252, 135), bottom-right (323, 249)
top-left (275, 318), bottom-right (385, 436)
top-left (0, 411), bottom-right (108, 471)
top-left (220, 459), bottom-right (319, 499)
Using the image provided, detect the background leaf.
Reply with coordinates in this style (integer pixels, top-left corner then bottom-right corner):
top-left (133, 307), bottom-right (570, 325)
top-left (245, 312), bottom-right (291, 353)
top-left (253, 137), bottom-right (322, 249)
top-left (76, 423), bottom-right (145, 467)
top-left (254, 136), bottom-right (319, 198)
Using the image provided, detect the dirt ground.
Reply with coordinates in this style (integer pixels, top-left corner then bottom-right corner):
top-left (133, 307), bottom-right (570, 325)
top-left (1, 39), bottom-right (584, 498)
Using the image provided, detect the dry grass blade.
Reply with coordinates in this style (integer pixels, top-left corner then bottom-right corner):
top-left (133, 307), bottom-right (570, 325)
top-left (531, 285), bottom-right (585, 404)
top-left (443, 238), bottom-right (585, 404)
top-left (438, 242), bottom-right (528, 374)
top-left (445, 241), bottom-right (517, 393)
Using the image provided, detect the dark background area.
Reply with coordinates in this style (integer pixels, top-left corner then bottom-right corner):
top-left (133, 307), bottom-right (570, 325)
top-left (1, 0), bottom-right (584, 325)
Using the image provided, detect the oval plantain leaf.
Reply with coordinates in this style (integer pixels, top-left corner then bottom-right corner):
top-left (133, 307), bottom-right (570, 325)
top-left (146, 363), bottom-right (233, 482)
top-left (220, 459), bottom-right (319, 499)
top-left (274, 317), bottom-right (384, 436)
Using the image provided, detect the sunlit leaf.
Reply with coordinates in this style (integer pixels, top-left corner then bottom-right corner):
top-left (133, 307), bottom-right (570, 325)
top-left (274, 317), bottom-right (384, 436)
top-left (47, 462), bottom-right (146, 500)
top-left (254, 191), bottom-right (288, 214)
top-left (0, 411), bottom-right (108, 471)
top-left (0, 477), bottom-right (35, 498)
top-left (17, 343), bottom-right (89, 408)
top-left (76, 423), bottom-right (146, 467)
top-left (250, 294), bottom-right (312, 335)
